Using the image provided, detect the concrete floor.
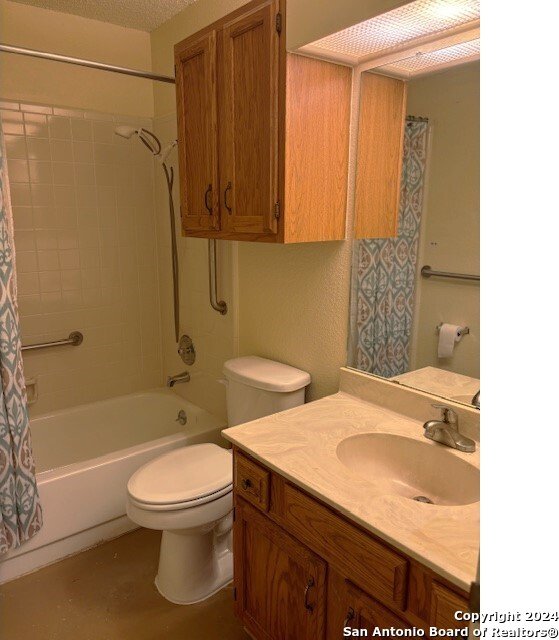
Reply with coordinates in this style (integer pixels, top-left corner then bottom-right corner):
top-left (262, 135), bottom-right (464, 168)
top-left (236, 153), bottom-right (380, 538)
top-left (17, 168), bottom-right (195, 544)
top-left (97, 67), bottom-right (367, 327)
top-left (0, 529), bottom-right (250, 640)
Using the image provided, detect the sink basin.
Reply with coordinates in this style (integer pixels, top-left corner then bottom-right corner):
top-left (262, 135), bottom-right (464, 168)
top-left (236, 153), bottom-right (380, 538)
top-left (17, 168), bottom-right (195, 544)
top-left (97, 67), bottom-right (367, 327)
top-left (336, 433), bottom-right (479, 506)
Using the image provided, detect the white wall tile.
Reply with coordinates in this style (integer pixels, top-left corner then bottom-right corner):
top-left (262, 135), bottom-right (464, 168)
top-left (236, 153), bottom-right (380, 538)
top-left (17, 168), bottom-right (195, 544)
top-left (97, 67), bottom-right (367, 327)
top-left (2, 100), bottom-right (163, 416)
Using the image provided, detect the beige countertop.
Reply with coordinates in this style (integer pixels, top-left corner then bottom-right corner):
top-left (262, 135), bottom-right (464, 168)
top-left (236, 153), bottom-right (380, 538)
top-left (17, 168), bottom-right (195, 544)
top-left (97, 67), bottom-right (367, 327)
top-left (222, 388), bottom-right (479, 592)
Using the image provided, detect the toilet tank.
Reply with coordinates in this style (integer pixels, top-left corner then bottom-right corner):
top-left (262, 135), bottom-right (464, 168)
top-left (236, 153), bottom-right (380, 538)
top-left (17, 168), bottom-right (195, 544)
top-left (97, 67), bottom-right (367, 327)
top-left (223, 356), bottom-right (311, 426)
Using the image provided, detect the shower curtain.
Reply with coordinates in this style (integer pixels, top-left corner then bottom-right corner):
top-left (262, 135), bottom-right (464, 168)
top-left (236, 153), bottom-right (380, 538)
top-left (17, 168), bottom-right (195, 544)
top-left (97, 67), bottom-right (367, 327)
top-left (0, 130), bottom-right (42, 554)
top-left (350, 119), bottom-right (429, 378)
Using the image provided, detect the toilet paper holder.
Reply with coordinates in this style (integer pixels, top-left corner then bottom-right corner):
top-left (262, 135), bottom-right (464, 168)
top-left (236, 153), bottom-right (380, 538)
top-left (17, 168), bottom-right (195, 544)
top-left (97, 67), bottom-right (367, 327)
top-left (436, 323), bottom-right (469, 337)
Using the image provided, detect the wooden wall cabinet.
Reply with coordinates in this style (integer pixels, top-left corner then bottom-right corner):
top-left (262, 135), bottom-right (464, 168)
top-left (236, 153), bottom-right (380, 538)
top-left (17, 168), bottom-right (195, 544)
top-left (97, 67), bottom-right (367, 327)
top-left (354, 72), bottom-right (407, 239)
top-left (233, 449), bottom-right (471, 639)
top-left (175, 0), bottom-right (353, 243)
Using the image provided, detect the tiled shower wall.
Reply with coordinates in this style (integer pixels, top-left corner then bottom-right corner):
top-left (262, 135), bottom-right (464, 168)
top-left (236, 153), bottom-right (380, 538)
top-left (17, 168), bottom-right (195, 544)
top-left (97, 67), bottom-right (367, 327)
top-left (1, 100), bottom-right (163, 416)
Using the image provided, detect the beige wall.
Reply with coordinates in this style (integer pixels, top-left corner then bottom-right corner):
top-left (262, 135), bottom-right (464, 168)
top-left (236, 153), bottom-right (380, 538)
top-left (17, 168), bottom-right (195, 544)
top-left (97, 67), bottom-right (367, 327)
top-left (238, 242), bottom-right (352, 401)
top-left (2, 100), bottom-right (163, 415)
top-left (0, 0), bottom-right (154, 118)
top-left (408, 62), bottom-right (480, 378)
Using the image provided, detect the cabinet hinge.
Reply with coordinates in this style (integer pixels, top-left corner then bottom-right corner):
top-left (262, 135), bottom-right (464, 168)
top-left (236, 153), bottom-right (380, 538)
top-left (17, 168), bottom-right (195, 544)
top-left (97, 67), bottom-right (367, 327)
top-left (274, 201), bottom-right (281, 219)
top-left (275, 12), bottom-right (282, 35)
top-left (233, 586), bottom-right (237, 601)
top-left (232, 505), bottom-right (236, 522)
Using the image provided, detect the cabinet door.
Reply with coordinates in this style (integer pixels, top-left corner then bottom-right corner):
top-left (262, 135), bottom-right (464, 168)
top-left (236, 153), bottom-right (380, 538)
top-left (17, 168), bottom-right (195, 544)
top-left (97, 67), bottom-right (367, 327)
top-left (175, 31), bottom-right (220, 232)
top-left (234, 498), bottom-right (326, 640)
top-left (220, 0), bottom-right (279, 237)
top-left (430, 582), bottom-right (469, 630)
top-left (327, 571), bottom-right (410, 640)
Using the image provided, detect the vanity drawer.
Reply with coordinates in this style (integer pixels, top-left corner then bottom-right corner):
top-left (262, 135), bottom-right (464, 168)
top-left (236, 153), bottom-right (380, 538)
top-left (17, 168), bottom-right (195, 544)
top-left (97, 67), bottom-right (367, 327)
top-left (282, 483), bottom-right (409, 611)
top-left (430, 582), bottom-right (469, 630)
top-left (234, 452), bottom-right (270, 512)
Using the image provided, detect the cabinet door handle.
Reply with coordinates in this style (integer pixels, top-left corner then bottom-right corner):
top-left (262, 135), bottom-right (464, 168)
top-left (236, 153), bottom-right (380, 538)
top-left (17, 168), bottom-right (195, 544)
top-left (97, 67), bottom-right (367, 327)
top-left (204, 184), bottom-right (212, 213)
top-left (304, 577), bottom-right (315, 613)
top-left (241, 478), bottom-right (252, 490)
top-left (343, 607), bottom-right (355, 628)
top-left (224, 181), bottom-right (232, 214)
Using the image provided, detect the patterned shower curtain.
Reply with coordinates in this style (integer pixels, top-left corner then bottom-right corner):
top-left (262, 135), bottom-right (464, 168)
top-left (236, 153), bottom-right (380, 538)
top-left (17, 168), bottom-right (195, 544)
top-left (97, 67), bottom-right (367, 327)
top-left (0, 130), bottom-right (42, 554)
top-left (350, 119), bottom-right (429, 378)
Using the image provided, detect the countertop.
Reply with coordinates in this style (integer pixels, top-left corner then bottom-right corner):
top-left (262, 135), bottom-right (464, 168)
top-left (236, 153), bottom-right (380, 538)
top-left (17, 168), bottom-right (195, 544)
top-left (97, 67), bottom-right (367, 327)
top-left (222, 390), bottom-right (479, 592)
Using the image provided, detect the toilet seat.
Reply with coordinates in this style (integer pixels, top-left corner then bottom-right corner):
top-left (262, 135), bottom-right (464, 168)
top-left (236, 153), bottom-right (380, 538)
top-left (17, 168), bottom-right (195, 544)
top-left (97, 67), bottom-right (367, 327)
top-left (127, 443), bottom-right (232, 511)
top-left (128, 485), bottom-right (232, 511)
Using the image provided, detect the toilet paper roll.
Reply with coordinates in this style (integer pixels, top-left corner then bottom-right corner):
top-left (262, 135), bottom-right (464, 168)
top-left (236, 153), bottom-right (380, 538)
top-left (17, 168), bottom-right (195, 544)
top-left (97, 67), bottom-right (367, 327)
top-left (437, 323), bottom-right (464, 358)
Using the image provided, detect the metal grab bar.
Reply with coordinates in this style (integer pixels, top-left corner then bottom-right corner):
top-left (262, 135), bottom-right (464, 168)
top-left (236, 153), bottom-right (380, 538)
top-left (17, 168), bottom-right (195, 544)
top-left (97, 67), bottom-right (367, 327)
top-left (22, 331), bottom-right (83, 352)
top-left (0, 43), bottom-right (176, 84)
top-left (208, 240), bottom-right (227, 315)
top-left (421, 265), bottom-right (480, 282)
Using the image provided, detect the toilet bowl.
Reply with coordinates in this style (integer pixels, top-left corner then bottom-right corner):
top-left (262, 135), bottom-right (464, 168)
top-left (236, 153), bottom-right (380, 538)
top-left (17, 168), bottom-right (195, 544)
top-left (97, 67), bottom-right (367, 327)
top-left (126, 443), bottom-right (233, 604)
top-left (127, 356), bottom-right (310, 605)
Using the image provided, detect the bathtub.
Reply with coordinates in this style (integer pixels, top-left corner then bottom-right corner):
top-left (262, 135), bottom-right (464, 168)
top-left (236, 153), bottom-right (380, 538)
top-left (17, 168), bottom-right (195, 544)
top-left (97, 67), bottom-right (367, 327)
top-left (0, 389), bottom-right (227, 584)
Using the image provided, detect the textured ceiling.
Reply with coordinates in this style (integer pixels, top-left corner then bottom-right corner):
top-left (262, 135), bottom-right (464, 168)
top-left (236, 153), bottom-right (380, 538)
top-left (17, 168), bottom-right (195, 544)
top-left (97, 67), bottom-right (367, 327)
top-left (9, 0), bottom-right (200, 31)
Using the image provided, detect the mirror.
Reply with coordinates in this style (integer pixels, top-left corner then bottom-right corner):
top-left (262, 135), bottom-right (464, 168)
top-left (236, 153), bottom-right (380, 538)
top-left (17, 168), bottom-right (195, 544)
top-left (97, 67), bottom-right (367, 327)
top-left (347, 55), bottom-right (480, 407)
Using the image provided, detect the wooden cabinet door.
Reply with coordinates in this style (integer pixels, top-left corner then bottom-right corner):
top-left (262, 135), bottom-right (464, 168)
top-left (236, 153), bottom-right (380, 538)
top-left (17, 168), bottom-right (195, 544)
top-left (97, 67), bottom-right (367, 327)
top-left (327, 571), bottom-right (410, 640)
top-left (175, 31), bottom-right (220, 232)
top-left (430, 582), bottom-right (469, 630)
top-left (219, 0), bottom-right (279, 238)
top-left (234, 498), bottom-right (326, 640)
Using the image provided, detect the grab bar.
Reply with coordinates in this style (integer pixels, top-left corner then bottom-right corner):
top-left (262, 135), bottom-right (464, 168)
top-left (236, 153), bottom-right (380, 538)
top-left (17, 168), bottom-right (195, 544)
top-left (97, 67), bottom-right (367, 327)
top-left (421, 265), bottom-right (480, 282)
top-left (22, 331), bottom-right (83, 352)
top-left (208, 240), bottom-right (227, 315)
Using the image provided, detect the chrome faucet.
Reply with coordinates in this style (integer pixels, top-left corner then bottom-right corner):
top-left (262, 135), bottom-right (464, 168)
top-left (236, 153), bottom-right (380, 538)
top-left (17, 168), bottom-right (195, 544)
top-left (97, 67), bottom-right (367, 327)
top-left (166, 370), bottom-right (190, 387)
top-left (471, 390), bottom-right (480, 409)
top-left (423, 404), bottom-right (476, 453)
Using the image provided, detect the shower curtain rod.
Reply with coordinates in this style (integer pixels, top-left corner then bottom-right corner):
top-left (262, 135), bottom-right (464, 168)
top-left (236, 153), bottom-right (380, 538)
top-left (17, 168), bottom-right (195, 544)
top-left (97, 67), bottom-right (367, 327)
top-left (0, 43), bottom-right (176, 84)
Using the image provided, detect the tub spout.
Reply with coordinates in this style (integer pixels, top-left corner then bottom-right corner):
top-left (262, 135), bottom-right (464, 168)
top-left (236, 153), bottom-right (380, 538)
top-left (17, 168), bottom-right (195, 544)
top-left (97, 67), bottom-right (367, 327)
top-left (166, 371), bottom-right (190, 387)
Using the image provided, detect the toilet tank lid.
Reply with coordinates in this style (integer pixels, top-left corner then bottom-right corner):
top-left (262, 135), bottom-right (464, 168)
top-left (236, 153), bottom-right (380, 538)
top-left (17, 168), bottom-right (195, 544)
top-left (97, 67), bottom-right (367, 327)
top-left (223, 356), bottom-right (311, 392)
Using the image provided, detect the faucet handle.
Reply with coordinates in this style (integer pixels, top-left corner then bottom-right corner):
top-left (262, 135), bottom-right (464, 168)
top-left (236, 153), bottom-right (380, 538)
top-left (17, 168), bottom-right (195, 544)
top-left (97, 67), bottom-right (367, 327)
top-left (431, 404), bottom-right (458, 425)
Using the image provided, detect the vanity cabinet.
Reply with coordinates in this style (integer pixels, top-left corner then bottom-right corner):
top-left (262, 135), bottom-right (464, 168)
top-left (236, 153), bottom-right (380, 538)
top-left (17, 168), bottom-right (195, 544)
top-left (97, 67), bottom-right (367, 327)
top-left (232, 449), bottom-right (470, 639)
top-left (175, 0), bottom-right (353, 243)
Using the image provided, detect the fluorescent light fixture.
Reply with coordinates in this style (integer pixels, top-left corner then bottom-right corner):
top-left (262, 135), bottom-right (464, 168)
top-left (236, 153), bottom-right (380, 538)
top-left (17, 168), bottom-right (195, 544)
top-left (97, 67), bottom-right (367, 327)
top-left (303, 0), bottom-right (479, 63)
top-left (378, 38), bottom-right (480, 78)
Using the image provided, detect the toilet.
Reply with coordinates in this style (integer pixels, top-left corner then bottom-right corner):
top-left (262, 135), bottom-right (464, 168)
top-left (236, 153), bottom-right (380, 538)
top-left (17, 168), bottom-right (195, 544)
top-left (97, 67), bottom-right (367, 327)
top-left (126, 356), bottom-right (311, 605)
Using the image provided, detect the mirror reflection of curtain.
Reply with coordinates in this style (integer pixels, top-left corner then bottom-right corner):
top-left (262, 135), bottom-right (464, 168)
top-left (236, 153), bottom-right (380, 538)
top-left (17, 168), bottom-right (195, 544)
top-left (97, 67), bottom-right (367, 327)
top-left (0, 130), bottom-right (43, 554)
top-left (350, 119), bottom-right (428, 377)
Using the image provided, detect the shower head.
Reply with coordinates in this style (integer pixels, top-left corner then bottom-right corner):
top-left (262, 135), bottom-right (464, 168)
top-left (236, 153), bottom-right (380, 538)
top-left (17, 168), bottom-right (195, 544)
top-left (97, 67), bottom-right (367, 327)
top-left (114, 125), bottom-right (137, 139)
top-left (114, 126), bottom-right (161, 156)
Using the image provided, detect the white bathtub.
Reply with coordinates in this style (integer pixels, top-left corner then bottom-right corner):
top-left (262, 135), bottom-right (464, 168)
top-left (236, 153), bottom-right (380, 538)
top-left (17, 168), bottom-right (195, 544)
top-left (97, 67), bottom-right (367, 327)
top-left (0, 389), bottom-right (227, 584)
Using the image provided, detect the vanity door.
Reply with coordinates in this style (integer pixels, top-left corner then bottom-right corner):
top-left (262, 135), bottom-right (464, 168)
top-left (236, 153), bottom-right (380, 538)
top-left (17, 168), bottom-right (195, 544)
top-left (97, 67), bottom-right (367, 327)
top-left (234, 499), bottom-right (327, 639)
top-left (327, 570), bottom-right (410, 640)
